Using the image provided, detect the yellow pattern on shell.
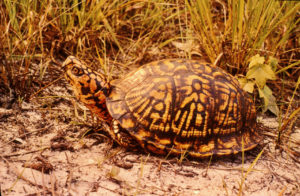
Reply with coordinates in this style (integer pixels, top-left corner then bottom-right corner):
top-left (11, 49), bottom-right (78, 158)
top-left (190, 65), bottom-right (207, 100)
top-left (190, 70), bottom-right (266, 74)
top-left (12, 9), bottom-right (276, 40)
top-left (105, 59), bottom-right (260, 157)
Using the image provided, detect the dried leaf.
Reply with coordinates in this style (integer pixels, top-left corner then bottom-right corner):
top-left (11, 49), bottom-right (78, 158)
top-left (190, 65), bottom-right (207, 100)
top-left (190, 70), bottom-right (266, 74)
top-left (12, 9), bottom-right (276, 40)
top-left (172, 40), bottom-right (194, 53)
top-left (109, 166), bottom-right (120, 178)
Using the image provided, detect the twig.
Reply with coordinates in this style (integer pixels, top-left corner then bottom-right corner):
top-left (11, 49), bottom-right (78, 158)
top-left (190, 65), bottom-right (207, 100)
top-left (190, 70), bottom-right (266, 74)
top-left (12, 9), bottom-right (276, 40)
top-left (1, 147), bottom-right (50, 158)
top-left (29, 76), bottom-right (64, 101)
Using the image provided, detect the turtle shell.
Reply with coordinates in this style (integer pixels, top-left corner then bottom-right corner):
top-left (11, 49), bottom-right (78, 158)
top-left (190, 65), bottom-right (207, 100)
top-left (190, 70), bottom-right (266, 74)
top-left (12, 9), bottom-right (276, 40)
top-left (106, 59), bottom-right (260, 157)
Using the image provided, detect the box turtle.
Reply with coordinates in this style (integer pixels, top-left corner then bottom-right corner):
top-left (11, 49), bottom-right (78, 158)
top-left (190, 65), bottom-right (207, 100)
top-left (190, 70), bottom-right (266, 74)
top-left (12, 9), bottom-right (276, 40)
top-left (62, 56), bottom-right (261, 158)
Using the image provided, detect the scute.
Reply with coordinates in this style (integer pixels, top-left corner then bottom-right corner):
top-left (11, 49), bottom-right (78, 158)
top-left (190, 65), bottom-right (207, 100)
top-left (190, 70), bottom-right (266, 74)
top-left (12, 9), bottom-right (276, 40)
top-left (106, 59), bottom-right (260, 157)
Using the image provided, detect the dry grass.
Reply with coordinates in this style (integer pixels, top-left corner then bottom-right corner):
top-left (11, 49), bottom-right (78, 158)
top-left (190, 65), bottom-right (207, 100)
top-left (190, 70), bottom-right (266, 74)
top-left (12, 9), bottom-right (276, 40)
top-left (1, 1), bottom-right (298, 85)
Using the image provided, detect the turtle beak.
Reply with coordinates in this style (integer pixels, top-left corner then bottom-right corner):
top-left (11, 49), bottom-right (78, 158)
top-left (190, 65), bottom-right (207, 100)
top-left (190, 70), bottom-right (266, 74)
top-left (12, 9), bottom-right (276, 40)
top-left (62, 56), bottom-right (76, 70)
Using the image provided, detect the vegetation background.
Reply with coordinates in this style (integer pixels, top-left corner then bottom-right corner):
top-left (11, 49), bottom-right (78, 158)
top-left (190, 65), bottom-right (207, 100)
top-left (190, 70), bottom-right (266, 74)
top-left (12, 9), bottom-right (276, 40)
top-left (0, 0), bottom-right (299, 195)
top-left (1, 0), bottom-right (299, 103)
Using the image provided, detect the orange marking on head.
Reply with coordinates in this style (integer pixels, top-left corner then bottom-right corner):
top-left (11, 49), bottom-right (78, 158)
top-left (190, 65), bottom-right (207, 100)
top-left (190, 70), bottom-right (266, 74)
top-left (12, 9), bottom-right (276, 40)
top-left (62, 56), bottom-right (112, 123)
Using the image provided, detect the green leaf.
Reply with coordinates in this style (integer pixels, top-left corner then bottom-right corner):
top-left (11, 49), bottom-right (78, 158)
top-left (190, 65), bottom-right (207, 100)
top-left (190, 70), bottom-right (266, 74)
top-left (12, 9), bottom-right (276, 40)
top-left (268, 56), bottom-right (278, 71)
top-left (249, 54), bottom-right (265, 68)
top-left (237, 77), bottom-right (248, 88)
top-left (246, 64), bottom-right (276, 88)
top-left (264, 85), bottom-right (273, 95)
top-left (267, 93), bottom-right (279, 116)
top-left (258, 85), bottom-right (279, 116)
top-left (243, 81), bottom-right (255, 93)
top-left (258, 88), bottom-right (269, 108)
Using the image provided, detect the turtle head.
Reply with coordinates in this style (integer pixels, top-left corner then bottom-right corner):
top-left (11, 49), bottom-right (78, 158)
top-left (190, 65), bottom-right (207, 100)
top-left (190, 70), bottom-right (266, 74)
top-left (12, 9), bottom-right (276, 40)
top-left (62, 56), bottom-right (112, 122)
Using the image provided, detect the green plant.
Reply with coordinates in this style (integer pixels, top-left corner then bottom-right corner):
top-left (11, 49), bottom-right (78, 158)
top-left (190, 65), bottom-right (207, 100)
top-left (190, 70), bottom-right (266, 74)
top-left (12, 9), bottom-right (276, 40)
top-left (238, 54), bottom-right (279, 116)
top-left (186, 0), bottom-right (299, 71)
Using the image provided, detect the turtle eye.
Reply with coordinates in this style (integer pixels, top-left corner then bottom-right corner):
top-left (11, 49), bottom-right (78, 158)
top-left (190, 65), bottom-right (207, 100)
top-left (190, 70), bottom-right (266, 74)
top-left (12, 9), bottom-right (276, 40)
top-left (71, 66), bottom-right (83, 76)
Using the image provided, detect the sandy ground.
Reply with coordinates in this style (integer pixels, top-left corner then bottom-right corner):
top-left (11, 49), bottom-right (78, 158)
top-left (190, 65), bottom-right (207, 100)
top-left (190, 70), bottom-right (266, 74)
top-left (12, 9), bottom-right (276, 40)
top-left (0, 83), bottom-right (299, 196)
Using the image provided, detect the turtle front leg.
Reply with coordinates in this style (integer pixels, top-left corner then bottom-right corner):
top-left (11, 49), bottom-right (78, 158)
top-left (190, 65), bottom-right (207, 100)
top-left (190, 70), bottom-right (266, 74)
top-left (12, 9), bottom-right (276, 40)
top-left (110, 120), bottom-right (139, 149)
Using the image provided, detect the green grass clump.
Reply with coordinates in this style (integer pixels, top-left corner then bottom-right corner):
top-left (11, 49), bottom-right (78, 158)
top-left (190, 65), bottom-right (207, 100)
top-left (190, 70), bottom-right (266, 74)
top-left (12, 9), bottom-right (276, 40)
top-left (186, 0), bottom-right (299, 72)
